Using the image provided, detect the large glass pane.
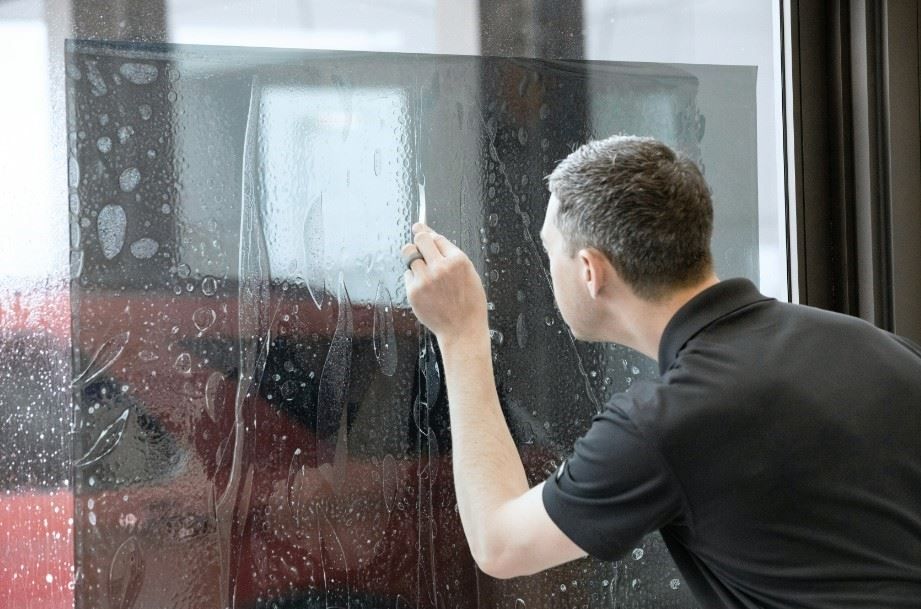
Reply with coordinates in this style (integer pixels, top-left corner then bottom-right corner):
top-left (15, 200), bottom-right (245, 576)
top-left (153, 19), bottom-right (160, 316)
top-left (1, 3), bottom-right (786, 609)
top-left (65, 39), bottom-right (759, 608)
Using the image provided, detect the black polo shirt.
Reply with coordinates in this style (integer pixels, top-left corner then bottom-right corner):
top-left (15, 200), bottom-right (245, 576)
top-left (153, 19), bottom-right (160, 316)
top-left (542, 278), bottom-right (921, 608)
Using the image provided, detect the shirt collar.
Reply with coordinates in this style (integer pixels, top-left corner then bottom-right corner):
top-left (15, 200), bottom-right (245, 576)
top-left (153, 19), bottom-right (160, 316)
top-left (657, 278), bottom-right (774, 375)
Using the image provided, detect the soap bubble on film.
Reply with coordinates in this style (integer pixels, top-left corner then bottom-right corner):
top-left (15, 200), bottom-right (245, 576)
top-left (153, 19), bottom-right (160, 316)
top-left (117, 125), bottom-right (134, 144)
top-left (118, 62), bottom-right (159, 85)
top-left (129, 238), bottom-right (158, 259)
top-left (119, 167), bottom-right (141, 192)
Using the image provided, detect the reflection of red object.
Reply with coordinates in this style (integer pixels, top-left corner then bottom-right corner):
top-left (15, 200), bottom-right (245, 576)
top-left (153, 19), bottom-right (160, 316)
top-left (0, 489), bottom-right (75, 609)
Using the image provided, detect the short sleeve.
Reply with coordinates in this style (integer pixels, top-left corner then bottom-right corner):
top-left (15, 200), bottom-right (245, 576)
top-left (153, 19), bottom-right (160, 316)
top-left (541, 395), bottom-right (685, 561)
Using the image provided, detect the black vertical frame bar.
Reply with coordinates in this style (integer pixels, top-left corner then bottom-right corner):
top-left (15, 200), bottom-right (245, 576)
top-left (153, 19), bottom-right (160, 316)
top-left (790, 0), bottom-right (921, 343)
top-left (880, 0), bottom-right (921, 341)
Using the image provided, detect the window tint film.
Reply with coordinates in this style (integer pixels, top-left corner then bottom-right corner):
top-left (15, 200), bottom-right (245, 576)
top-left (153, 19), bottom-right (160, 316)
top-left (66, 40), bottom-right (758, 608)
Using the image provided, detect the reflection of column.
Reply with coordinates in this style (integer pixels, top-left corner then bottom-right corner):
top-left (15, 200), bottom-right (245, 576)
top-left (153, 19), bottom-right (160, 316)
top-left (479, 0), bottom-right (583, 59)
top-left (70, 0), bottom-right (174, 291)
top-left (72, 0), bottom-right (166, 41)
top-left (477, 0), bottom-right (589, 435)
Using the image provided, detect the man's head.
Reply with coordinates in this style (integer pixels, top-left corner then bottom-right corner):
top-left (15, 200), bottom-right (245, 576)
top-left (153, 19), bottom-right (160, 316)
top-left (539, 135), bottom-right (715, 344)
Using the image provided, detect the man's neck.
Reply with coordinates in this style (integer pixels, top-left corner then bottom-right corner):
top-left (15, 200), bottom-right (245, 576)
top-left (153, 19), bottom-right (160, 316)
top-left (612, 275), bottom-right (720, 361)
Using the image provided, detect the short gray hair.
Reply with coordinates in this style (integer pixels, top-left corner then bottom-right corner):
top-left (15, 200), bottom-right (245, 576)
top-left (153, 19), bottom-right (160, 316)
top-left (547, 135), bottom-right (714, 300)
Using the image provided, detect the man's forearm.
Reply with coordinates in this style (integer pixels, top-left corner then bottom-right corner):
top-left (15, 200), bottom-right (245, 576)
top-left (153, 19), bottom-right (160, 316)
top-left (438, 327), bottom-right (530, 567)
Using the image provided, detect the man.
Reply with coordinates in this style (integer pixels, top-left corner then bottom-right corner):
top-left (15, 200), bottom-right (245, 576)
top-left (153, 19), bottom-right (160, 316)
top-left (400, 135), bottom-right (921, 608)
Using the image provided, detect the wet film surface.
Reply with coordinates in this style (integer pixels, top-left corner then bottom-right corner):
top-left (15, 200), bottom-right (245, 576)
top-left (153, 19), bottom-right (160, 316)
top-left (67, 40), bottom-right (757, 609)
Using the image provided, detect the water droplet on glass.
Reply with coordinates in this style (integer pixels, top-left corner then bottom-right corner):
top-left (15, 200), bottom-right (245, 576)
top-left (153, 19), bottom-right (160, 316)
top-left (117, 125), bottom-right (134, 144)
top-left (631, 578), bottom-right (642, 590)
top-left (119, 62), bottom-right (158, 85)
top-left (119, 167), bottom-right (141, 192)
top-left (632, 548), bottom-right (644, 560)
top-left (560, 584), bottom-right (566, 592)
top-left (68, 155), bottom-right (80, 186)
top-left (544, 315), bottom-right (555, 326)
top-left (129, 238), bottom-right (158, 259)
top-left (669, 578), bottom-right (681, 590)
top-left (137, 350), bottom-right (158, 362)
top-left (489, 329), bottom-right (504, 345)
top-left (517, 126), bottom-right (528, 145)
top-left (96, 137), bottom-right (112, 153)
top-left (86, 60), bottom-right (107, 96)
top-left (174, 353), bottom-right (192, 374)
top-left (174, 263), bottom-right (191, 278)
top-left (488, 213), bottom-right (499, 227)
top-left (201, 276), bottom-right (218, 296)
top-left (193, 307), bottom-right (216, 332)
top-left (631, 365), bottom-right (641, 375)
top-left (138, 104), bottom-right (152, 120)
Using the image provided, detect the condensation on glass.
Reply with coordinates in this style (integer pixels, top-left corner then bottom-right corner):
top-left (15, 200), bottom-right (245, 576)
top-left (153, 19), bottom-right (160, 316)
top-left (63, 40), bottom-right (756, 608)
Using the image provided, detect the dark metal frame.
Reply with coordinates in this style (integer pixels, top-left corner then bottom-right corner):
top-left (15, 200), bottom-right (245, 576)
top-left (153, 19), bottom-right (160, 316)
top-left (788, 0), bottom-right (921, 342)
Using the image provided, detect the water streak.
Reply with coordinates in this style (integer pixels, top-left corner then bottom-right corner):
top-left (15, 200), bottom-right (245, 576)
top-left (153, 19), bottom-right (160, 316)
top-left (204, 371), bottom-right (224, 421)
top-left (107, 536), bottom-right (144, 609)
top-left (478, 107), bottom-right (601, 412)
top-left (72, 330), bottom-right (130, 386)
top-left (319, 510), bottom-right (350, 609)
top-left (75, 408), bottom-right (130, 468)
top-left (316, 274), bottom-right (352, 471)
top-left (215, 77), bottom-right (271, 609)
top-left (381, 454), bottom-right (398, 512)
top-left (423, 333), bottom-right (441, 408)
top-left (372, 281), bottom-right (398, 376)
top-left (302, 194), bottom-right (325, 310)
top-left (516, 312), bottom-right (527, 349)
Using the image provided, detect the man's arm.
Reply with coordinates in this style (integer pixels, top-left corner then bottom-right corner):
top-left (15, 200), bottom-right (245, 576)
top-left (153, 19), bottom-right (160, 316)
top-left (438, 330), bottom-right (587, 578)
top-left (403, 225), bottom-right (586, 579)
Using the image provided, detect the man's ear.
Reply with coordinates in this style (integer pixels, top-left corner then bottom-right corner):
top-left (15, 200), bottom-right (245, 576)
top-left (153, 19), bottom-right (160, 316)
top-left (577, 248), bottom-right (610, 299)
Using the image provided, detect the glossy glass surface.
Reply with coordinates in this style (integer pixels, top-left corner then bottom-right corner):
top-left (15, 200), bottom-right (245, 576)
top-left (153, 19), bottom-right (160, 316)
top-left (63, 39), bottom-right (759, 608)
top-left (0, 3), bottom-right (783, 609)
